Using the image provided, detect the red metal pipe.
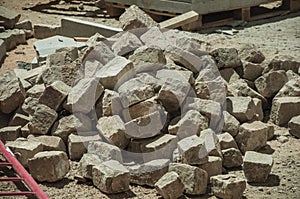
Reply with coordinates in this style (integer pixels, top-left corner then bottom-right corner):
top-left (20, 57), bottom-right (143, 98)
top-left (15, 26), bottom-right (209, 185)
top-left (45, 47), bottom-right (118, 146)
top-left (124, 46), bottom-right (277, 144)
top-left (0, 140), bottom-right (49, 199)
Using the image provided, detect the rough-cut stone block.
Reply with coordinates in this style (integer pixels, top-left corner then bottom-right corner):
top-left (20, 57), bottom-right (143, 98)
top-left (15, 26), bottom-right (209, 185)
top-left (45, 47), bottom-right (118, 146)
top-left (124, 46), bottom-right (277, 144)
top-left (222, 148), bottom-right (243, 168)
top-left (252, 98), bottom-right (264, 121)
top-left (39, 80), bottom-right (71, 111)
top-left (79, 153), bottom-right (103, 179)
top-left (68, 134), bottom-right (102, 160)
top-left (243, 151), bottom-right (273, 182)
top-left (51, 114), bottom-right (92, 142)
top-left (26, 84), bottom-right (45, 99)
top-left (33, 24), bottom-right (61, 39)
top-left (276, 78), bottom-right (300, 98)
top-left (222, 111), bottom-right (240, 136)
top-left (28, 135), bottom-right (66, 152)
top-left (169, 110), bottom-right (208, 139)
top-left (267, 55), bottom-right (300, 73)
top-left (169, 163), bottom-right (207, 195)
top-left (199, 156), bottom-right (222, 183)
top-left (5, 139), bottom-right (43, 168)
top-left (28, 104), bottom-right (57, 135)
top-left (270, 97), bottom-right (300, 126)
top-left (96, 56), bottom-right (135, 90)
top-left (66, 78), bottom-right (104, 114)
top-left (0, 126), bottom-right (21, 143)
top-left (226, 97), bottom-right (255, 122)
top-left (177, 135), bottom-right (208, 165)
top-left (99, 89), bottom-right (122, 117)
top-left (97, 115), bottom-right (128, 149)
top-left (22, 97), bottom-right (39, 116)
top-left (119, 5), bottom-right (158, 30)
top-left (92, 160), bottom-right (130, 194)
top-left (0, 39), bottom-right (6, 62)
top-left (210, 48), bottom-right (242, 69)
top-left (87, 141), bottom-right (123, 163)
top-left (238, 61), bottom-right (263, 81)
top-left (112, 31), bottom-right (143, 56)
top-left (289, 115), bottom-right (300, 138)
top-left (236, 121), bottom-right (268, 154)
top-left (0, 29), bottom-right (26, 51)
top-left (127, 159), bottom-right (170, 187)
top-left (15, 20), bottom-right (32, 30)
top-left (211, 174), bottom-right (246, 199)
top-left (8, 113), bottom-right (30, 127)
top-left (28, 151), bottom-right (70, 182)
top-left (0, 71), bottom-right (25, 114)
top-left (218, 132), bottom-right (238, 150)
top-left (155, 171), bottom-right (184, 199)
top-left (0, 6), bottom-right (21, 29)
top-left (238, 44), bottom-right (265, 64)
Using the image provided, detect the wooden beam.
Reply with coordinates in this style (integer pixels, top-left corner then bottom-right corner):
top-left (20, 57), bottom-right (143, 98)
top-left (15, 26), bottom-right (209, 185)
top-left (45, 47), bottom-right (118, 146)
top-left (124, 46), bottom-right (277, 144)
top-left (159, 11), bottom-right (199, 29)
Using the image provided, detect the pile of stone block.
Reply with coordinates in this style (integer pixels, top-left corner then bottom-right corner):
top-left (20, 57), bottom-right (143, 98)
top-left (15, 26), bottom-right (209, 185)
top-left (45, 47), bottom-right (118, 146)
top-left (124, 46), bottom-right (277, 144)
top-left (0, 25), bottom-right (299, 198)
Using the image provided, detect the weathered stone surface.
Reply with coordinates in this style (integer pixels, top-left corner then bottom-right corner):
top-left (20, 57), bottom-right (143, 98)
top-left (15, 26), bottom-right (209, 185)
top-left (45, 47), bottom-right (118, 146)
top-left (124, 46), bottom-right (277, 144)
top-left (169, 163), bottom-right (207, 195)
top-left (210, 48), bottom-right (242, 69)
top-left (238, 44), bottom-right (265, 64)
top-left (99, 89), bottom-right (122, 117)
top-left (238, 61), bottom-right (264, 81)
top-left (21, 97), bottom-right (39, 115)
top-left (288, 115), bottom-right (300, 138)
top-left (155, 171), bottom-right (184, 199)
top-left (95, 56), bottom-right (135, 90)
top-left (226, 97), bottom-right (255, 122)
top-left (51, 114), bottom-right (92, 142)
top-left (46, 47), bottom-right (78, 68)
top-left (125, 111), bottom-right (164, 139)
top-left (199, 156), bottom-right (222, 183)
top-left (276, 78), bottom-right (300, 97)
top-left (118, 73), bottom-right (158, 107)
top-left (127, 159), bottom-right (170, 187)
top-left (255, 70), bottom-right (288, 98)
top-left (87, 141), bottom-right (123, 163)
top-left (168, 110), bottom-right (208, 139)
top-left (8, 113), bottom-right (30, 127)
top-left (92, 160), bottom-right (130, 194)
top-left (252, 98), bottom-right (264, 121)
top-left (156, 69), bottom-right (194, 85)
top-left (28, 151), bottom-right (70, 182)
top-left (82, 42), bottom-right (114, 66)
top-left (112, 31), bottom-right (143, 56)
top-left (79, 153), bottom-right (103, 179)
top-left (15, 20), bottom-right (32, 30)
top-left (0, 126), bottom-right (21, 143)
top-left (267, 55), bottom-right (300, 73)
top-left (0, 6), bottom-right (21, 29)
top-left (68, 134), bottom-right (102, 160)
top-left (33, 24), bottom-right (61, 39)
top-left (243, 151), bottom-right (273, 182)
top-left (0, 29), bottom-right (26, 51)
top-left (0, 71), bottom-right (25, 114)
top-left (5, 139), bottom-right (43, 168)
top-left (269, 97), bottom-right (300, 126)
top-left (222, 148), bottom-right (243, 168)
top-left (177, 135), bottom-right (208, 165)
top-left (236, 121), bottom-right (269, 154)
top-left (28, 135), bottom-right (66, 152)
top-left (211, 174), bottom-right (246, 199)
top-left (28, 104), bottom-right (58, 135)
top-left (39, 80), bottom-right (71, 111)
top-left (26, 84), bottom-right (45, 99)
top-left (222, 111), bottom-right (240, 136)
top-left (157, 78), bottom-right (190, 113)
top-left (218, 132), bottom-right (238, 150)
top-left (65, 78), bottom-right (104, 114)
top-left (119, 5), bottom-right (158, 30)
top-left (129, 46), bottom-right (166, 73)
top-left (97, 115), bottom-right (129, 149)
top-left (0, 39), bottom-right (6, 62)
top-left (199, 128), bottom-right (222, 158)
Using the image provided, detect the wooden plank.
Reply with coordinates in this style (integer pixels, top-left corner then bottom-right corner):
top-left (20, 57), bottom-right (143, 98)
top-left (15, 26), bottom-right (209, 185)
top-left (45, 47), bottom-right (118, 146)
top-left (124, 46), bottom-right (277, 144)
top-left (192, 0), bottom-right (277, 15)
top-left (181, 16), bottom-right (202, 31)
top-left (160, 11), bottom-right (199, 29)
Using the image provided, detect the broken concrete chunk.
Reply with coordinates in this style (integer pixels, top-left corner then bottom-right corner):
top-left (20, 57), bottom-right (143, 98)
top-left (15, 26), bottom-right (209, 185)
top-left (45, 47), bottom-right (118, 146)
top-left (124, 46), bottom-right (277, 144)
top-left (269, 97), bottom-right (300, 126)
top-left (68, 134), bottom-right (102, 160)
top-left (95, 56), bottom-right (135, 90)
top-left (28, 151), bottom-right (70, 182)
top-left (226, 96), bottom-right (255, 123)
top-left (26, 84), bottom-right (45, 99)
top-left (0, 6), bottom-right (21, 29)
top-left (155, 171), bottom-right (184, 199)
top-left (33, 24), bottom-right (61, 39)
top-left (288, 115), bottom-right (300, 138)
top-left (8, 113), bottom-right (30, 127)
top-left (97, 115), bottom-right (129, 149)
top-left (92, 160), bottom-right (130, 194)
top-left (255, 70), bottom-right (288, 98)
top-left (169, 163), bottom-right (208, 195)
top-left (87, 141), bottom-right (123, 163)
top-left (210, 48), bottom-right (242, 69)
top-left (65, 78), bottom-right (104, 114)
top-left (243, 151), bottom-right (273, 182)
top-left (210, 174), bottom-right (246, 199)
top-left (236, 121), bottom-right (269, 154)
top-left (28, 104), bottom-right (58, 135)
top-left (119, 5), bottom-right (158, 30)
top-left (28, 135), bottom-right (66, 152)
top-left (39, 80), bottom-right (71, 111)
top-left (112, 31), bottom-right (143, 56)
top-left (5, 139), bottom-right (43, 168)
top-left (79, 153), bottom-right (103, 179)
top-left (222, 148), bottom-right (243, 168)
top-left (222, 111), bottom-right (240, 136)
top-left (0, 71), bottom-right (25, 114)
top-left (0, 126), bottom-right (21, 143)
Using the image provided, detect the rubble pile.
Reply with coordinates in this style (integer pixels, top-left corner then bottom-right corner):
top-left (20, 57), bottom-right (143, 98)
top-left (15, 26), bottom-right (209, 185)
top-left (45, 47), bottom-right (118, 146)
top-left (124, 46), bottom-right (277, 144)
top-left (0, 5), bottom-right (300, 199)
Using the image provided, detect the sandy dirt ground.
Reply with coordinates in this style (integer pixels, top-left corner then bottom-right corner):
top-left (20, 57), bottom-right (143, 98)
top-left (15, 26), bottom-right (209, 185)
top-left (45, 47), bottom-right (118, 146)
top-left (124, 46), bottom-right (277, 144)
top-left (0, 0), bottom-right (299, 198)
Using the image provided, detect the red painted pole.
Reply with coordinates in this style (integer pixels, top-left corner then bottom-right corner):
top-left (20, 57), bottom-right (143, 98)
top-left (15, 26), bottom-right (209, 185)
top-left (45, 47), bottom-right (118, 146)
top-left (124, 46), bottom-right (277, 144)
top-left (0, 140), bottom-right (49, 199)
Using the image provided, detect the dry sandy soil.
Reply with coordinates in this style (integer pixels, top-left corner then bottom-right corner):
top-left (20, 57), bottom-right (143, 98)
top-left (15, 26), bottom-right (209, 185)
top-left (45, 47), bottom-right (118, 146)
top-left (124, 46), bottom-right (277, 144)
top-left (0, 0), bottom-right (299, 198)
